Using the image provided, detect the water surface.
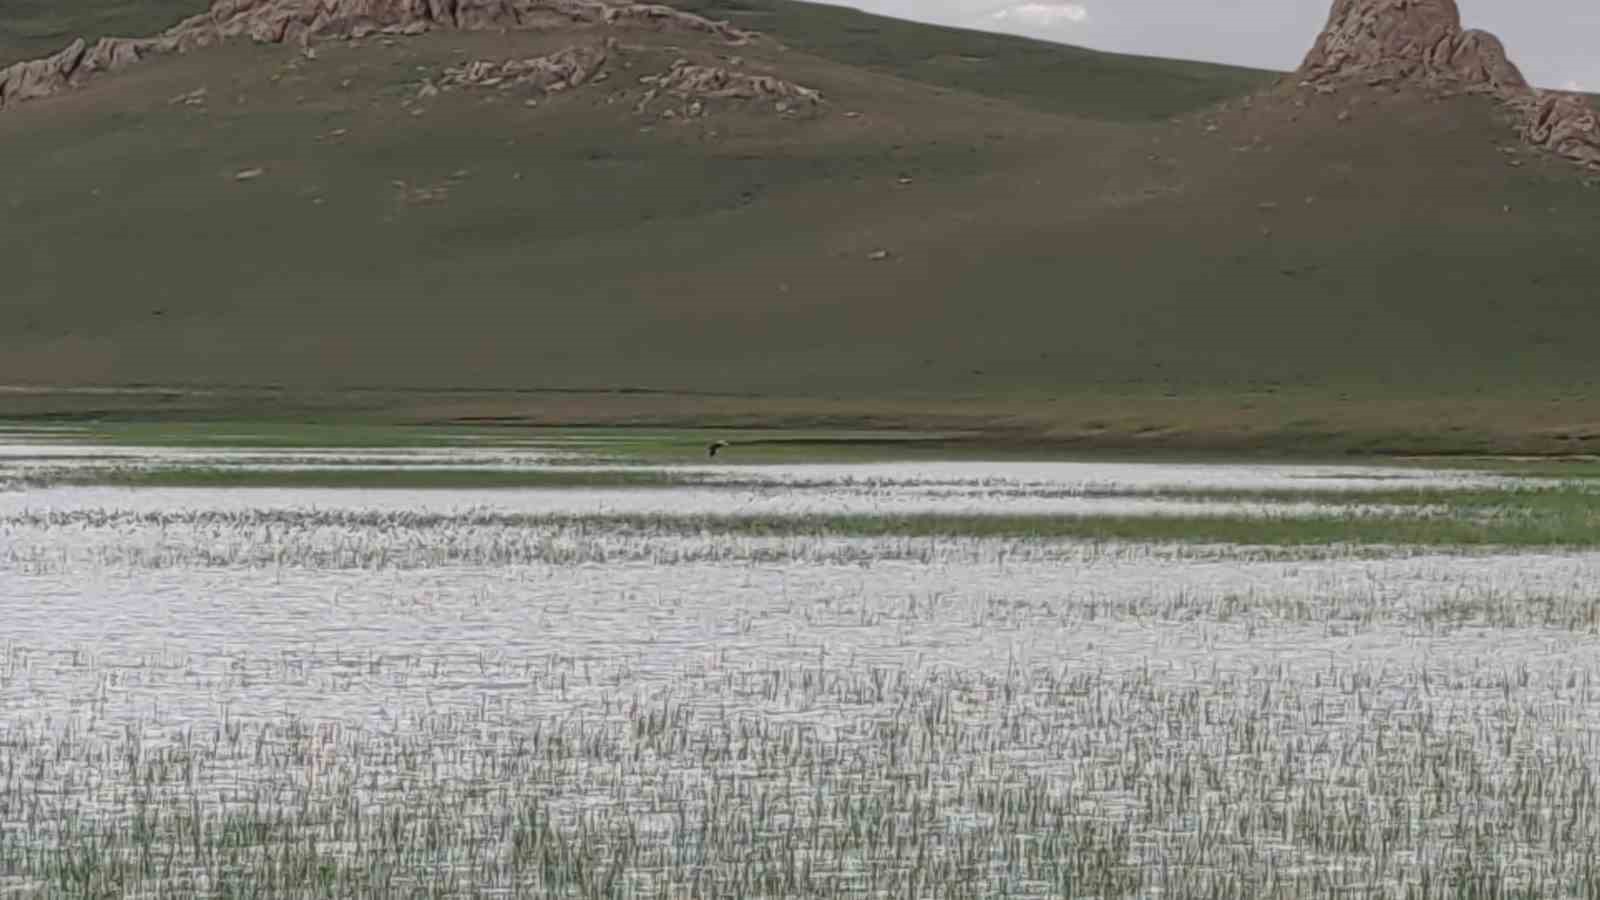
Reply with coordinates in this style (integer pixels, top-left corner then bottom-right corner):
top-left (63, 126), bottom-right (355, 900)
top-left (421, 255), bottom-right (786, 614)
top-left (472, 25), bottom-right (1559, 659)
top-left (1, 440), bottom-right (1594, 897)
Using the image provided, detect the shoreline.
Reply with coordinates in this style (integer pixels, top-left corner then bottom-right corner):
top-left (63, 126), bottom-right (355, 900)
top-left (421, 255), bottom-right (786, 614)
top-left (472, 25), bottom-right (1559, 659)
top-left (4, 382), bottom-right (1600, 458)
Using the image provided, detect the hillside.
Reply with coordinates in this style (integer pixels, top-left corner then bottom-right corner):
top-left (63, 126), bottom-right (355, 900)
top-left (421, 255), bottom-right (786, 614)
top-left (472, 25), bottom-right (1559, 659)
top-left (0, 1), bottom-right (201, 67)
top-left (2, 0), bottom-right (1599, 453)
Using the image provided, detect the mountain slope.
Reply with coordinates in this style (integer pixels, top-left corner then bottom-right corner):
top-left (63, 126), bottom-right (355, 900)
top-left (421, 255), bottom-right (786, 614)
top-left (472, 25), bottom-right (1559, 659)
top-left (2, 0), bottom-right (1598, 452)
top-left (668, 0), bottom-right (1274, 120)
top-left (0, 0), bottom-right (204, 67)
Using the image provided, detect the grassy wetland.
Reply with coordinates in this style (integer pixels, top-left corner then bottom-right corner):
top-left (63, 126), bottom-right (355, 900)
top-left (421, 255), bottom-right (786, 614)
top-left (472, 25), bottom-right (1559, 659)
top-left (7, 0), bottom-right (1600, 890)
top-left (4, 425), bottom-right (1600, 897)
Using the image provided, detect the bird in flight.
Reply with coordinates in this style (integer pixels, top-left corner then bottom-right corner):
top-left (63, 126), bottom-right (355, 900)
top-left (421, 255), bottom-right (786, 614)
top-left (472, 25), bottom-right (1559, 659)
top-left (707, 440), bottom-right (731, 458)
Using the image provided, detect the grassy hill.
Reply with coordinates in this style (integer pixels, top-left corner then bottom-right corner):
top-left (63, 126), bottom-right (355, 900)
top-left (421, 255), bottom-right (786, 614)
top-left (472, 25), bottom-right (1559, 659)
top-left (669, 0), bottom-right (1271, 120)
top-left (0, 0), bottom-right (204, 65)
top-left (3, 1), bottom-right (1599, 453)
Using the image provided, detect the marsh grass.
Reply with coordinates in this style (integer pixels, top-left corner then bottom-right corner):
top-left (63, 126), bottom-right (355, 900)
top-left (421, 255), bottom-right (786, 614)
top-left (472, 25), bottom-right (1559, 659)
top-left (649, 508), bottom-right (1600, 547)
top-left (18, 466), bottom-right (715, 489)
top-left (0, 511), bottom-right (1408, 570)
top-left (4, 487), bottom-right (1598, 560)
top-left (1432, 458), bottom-right (1600, 481)
top-left (7, 649), bottom-right (1600, 898)
top-left (7, 437), bottom-right (1600, 895)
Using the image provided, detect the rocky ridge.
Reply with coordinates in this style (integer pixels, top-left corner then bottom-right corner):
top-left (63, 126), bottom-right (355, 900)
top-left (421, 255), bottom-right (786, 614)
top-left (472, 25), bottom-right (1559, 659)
top-left (4, 0), bottom-right (1595, 170)
top-left (440, 43), bottom-right (614, 94)
top-left (1295, 0), bottom-right (1600, 168)
top-left (636, 59), bottom-right (823, 111)
top-left (435, 42), bottom-right (822, 117)
top-left (0, 0), bottom-right (753, 110)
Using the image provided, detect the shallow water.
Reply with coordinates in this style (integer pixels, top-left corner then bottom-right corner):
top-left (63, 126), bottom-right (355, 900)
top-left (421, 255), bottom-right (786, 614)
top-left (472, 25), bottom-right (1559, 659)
top-left (1, 441), bottom-right (1515, 489)
top-left (1, 442), bottom-right (1595, 897)
top-left (0, 485), bottom-right (1432, 524)
top-left (0, 443), bottom-right (1509, 523)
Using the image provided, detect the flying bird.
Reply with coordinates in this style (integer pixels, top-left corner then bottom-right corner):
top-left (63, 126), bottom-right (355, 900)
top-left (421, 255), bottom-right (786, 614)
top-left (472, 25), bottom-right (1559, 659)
top-left (707, 440), bottom-right (731, 458)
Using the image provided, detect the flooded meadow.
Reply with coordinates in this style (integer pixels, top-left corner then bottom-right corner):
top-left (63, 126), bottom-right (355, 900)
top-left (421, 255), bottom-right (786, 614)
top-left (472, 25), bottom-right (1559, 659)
top-left (4, 429), bottom-right (1600, 897)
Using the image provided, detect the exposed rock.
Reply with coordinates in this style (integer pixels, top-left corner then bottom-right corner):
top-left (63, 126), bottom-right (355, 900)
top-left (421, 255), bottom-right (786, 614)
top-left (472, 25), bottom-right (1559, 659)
top-left (441, 43), bottom-right (611, 93)
top-left (433, 41), bottom-right (812, 118)
top-left (635, 59), bottom-right (821, 114)
top-left (83, 36), bottom-right (161, 75)
top-left (642, 60), bottom-right (819, 102)
top-left (1525, 92), bottom-right (1600, 169)
top-left (1299, 0), bottom-right (1526, 92)
top-left (1296, 0), bottom-right (1599, 169)
top-left (0, 0), bottom-right (753, 111)
top-left (152, 0), bottom-right (752, 50)
top-left (0, 39), bottom-right (89, 106)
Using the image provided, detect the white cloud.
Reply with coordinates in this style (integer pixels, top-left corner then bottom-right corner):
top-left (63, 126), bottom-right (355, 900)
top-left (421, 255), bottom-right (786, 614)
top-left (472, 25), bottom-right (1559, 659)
top-left (990, 2), bottom-right (1089, 27)
top-left (1562, 79), bottom-right (1586, 92)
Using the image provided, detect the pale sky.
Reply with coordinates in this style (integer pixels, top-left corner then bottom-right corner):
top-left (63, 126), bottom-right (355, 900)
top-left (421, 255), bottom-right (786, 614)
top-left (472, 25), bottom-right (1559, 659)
top-left (840, 0), bottom-right (1599, 91)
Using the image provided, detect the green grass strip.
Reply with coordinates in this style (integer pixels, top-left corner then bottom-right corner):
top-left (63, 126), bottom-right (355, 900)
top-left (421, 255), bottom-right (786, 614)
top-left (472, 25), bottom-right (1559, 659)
top-left (527, 507), bottom-right (1600, 548)
top-left (25, 467), bottom-right (712, 489)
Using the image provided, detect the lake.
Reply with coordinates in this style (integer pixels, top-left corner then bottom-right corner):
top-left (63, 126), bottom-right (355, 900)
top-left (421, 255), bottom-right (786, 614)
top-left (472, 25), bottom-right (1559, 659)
top-left (2, 435), bottom-right (1597, 897)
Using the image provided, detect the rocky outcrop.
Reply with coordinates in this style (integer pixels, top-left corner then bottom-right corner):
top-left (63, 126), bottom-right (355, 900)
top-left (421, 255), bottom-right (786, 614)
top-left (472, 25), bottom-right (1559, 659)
top-left (1296, 0), bottom-right (1600, 169)
top-left (157, 0), bottom-right (753, 49)
top-left (0, 0), bottom-right (753, 111)
top-left (0, 39), bottom-right (90, 105)
top-left (636, 59), bottom-right (822, 114)
top-left (640, 59), bottom-right (821, 103)
top-left (1525, 91), bottom-right (1600, 169)
top-left (0, 36), bottom-right (171, 106)
top-left (434, 43), bottom-right (821, 117)
top-left (1299, 0), bottom-right (1526, 91)
top-left (441, 43), bottom-right (612, 92)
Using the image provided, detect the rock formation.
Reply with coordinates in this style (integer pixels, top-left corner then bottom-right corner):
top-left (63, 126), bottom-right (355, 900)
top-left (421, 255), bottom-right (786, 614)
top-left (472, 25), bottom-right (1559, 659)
top-left (1525, 91), bottom-right (1600, 169)
top-left (0, 0), bottom-right (752, 110)
top-left (441, 43), bottom-right (612, 93)
top-left (1299, 0), bottom-right (1525, 91)
top-left (436, 43), bottom-right (822, 117)
top-left (636, 59), bottom-right (823, 113)
top-left (1296, 0), bottom-right (1600, 169)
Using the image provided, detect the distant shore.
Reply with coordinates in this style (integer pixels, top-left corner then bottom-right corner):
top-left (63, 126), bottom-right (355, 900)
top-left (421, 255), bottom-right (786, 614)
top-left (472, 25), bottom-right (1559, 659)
top-left (4, 382), bottom-right (1598, 458)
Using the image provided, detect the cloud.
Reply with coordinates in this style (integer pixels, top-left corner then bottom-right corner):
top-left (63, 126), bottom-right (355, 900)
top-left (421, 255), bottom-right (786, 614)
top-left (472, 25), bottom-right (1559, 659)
top-left (990, 2), bottom-right (1089, 28)
top-left (1562, 79), bottom-right (1587, 92)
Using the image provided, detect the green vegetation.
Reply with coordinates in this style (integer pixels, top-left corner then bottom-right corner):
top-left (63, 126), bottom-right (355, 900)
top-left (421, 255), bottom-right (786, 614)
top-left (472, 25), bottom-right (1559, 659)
top-left (22, 465), bottom-right (715, 488)
top-left (672, 0), bottom-right (1274, 119)
top-left (7, 425), bottom-right (1600, 894)
top-left (7, 0), bottom-right (1599, 870)
top-left (9, 418), bottom-right (1599, 546)
top-left (528, 494), bottom-right (1600, 548)
top-left (1433, 456), bottom-right (1600, 480)
top-left (14, 652), bottom-right (1600, 897)
top-left (17, 477), bottom-right (1600, 548)
top-left (2, 2), bottom-right (1597, 452)
top-left (0, 419), bottom-right (988, 463)
top-left (0, 0), bottom-right (204, 66)
top-left (7, 583), bottom-right (1600, 897)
